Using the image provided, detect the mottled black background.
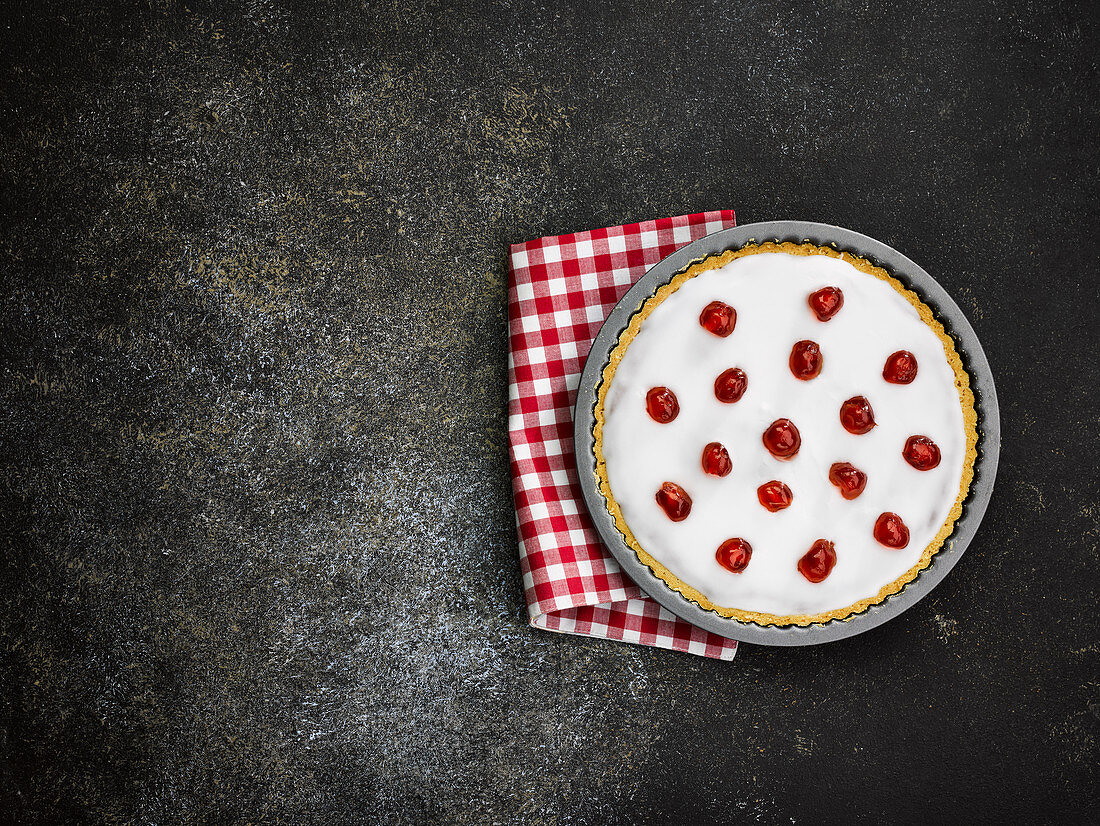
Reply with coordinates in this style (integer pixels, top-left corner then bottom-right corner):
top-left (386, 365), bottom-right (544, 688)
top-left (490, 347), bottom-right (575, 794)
top-left (1, 0), bottom-right (1097, 823)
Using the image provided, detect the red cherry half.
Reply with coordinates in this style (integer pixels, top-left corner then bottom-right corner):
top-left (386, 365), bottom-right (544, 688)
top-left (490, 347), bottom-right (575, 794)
top-left (839, 396), bottom-right (876, 434)
top-left (714, 367), bottom-right (748, 403)
top-left (883, 350), bottom-right (919, 384)
top-left (798, 539), bottom-right (837, 583)
top-left (789, 340), bottom-right (823, 380)
top-left (757, 481), bottom-right (793, 512)
top-left (808, 287), bottom-right (844, 321)
top-left (701, 442), bottom-right (732, 477)
top-left (903, 435), bottom-right (941, 470)
top-left (715, 538), bottom-right (753, 574)
top-left (700, 301), bottom-right (737, 337)
top-left (874, 512), bottom-right (910, 549)
top-left (762, 418), bottom-right (801, 459)
top-left (645, 386), bottom-right (679, 423)
top-left (655, 482), bottom-right (692, 522)
top-left (828, 462), bottom-right (867, 500)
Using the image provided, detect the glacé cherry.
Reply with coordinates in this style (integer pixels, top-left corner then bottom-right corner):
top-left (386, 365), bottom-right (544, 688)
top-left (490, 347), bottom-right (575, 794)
top-left (789, 340), bottom-right (823, 380)
top-left (699, 301), bottom-right (737, 337)
top-left (808, 287), bottom-right (844, 321)
top-left (828, 462), bottom-right (867, 500)
top-left (655, 482), bottom-right (692, 522)
top-left (701, 442), bottom-right (732, 477)
top-left (839, 395), bottom-right (876, 434)
top-left (714, 367), bottom-right (748, 403)
top-left (873, 512), bottom-right (910, 548)
top-left (645, 386), bottom-right (679, 423)
top-left (757, 481), bottom-right (793, 512)
top-left (798, 539), bottom-right (837, 583)
top-left (903, 435), bottom-right (941, 470)
top-left (883, 350), bottom-right (919, 384)
top-left (762, 418), bottom-right (801, 459)
top-left (715, 538), bottom-right (753, 574)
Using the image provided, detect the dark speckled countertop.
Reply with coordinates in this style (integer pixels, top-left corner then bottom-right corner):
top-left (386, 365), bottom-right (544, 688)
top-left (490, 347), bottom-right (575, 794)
top-left (1, 1), bottom-right (1097, 823)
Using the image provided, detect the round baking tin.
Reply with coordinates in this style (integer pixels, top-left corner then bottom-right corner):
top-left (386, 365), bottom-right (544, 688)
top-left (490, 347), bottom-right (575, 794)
top-left (573, 221), bottom-right (1000, 646)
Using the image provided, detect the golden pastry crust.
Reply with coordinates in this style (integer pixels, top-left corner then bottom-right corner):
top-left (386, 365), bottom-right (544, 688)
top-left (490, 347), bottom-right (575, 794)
top-left (592, 241), bottom-right (979, 626)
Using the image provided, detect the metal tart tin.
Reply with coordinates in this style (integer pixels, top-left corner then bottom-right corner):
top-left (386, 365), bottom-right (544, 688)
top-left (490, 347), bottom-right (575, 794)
top-left (573, 221), bottom-right (1001, 646)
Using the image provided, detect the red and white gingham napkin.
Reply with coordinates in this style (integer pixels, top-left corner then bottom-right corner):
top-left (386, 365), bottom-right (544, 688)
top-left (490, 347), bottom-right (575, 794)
top-left (507, 210), bottom-right (740, 660)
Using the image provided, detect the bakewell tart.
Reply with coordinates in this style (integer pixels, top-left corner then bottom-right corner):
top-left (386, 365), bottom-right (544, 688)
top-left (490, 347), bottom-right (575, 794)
top-left (593, 242), bottom-right (978, 626)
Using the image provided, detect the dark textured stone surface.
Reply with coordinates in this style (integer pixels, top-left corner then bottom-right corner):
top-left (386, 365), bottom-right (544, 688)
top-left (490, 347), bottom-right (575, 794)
top-left (1, 1), bottom-right (1097, 822)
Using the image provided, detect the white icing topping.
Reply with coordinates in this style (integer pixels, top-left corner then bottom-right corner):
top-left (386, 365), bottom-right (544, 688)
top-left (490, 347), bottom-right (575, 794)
top-left (601, 252), bottom-right (966, 617)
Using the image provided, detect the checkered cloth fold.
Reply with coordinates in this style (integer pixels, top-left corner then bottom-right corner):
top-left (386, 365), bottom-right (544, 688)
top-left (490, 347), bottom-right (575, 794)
top-left (507, 210), bottom-right (740, 660)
